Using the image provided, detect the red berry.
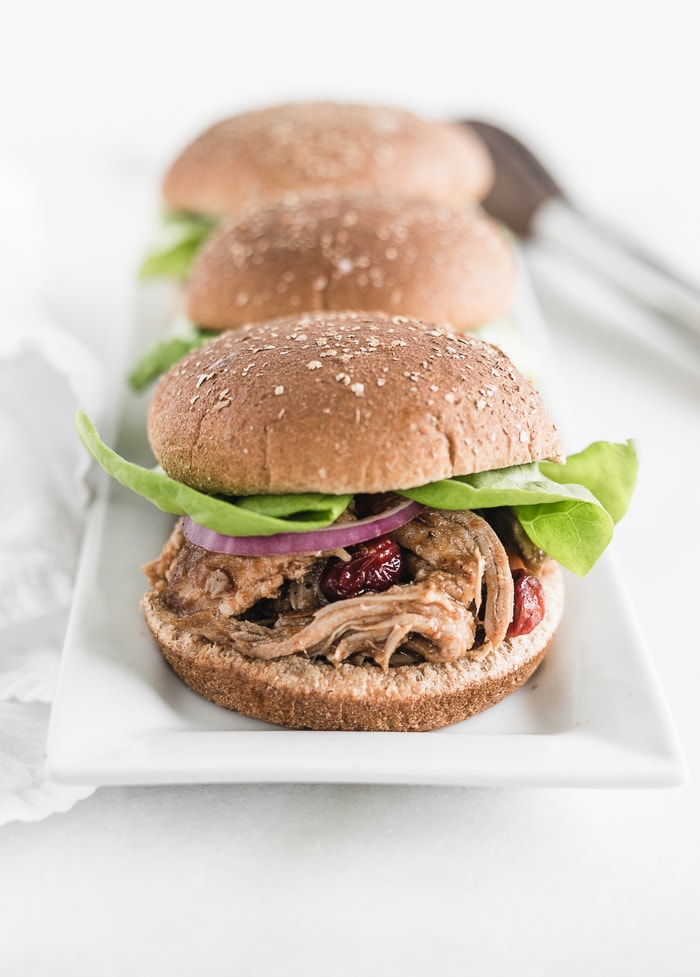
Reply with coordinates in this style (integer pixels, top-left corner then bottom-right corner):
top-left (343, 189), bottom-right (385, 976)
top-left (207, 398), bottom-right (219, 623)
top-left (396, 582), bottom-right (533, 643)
top-left (507, 569), bottom-right (546, 637)
top-left (321, 536), bottom-right (402, 602)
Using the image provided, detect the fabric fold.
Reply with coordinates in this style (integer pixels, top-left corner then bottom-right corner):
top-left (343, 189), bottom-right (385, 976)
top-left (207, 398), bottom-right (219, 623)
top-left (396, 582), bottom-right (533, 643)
top-left (0, 150), bottom-right (102, 825)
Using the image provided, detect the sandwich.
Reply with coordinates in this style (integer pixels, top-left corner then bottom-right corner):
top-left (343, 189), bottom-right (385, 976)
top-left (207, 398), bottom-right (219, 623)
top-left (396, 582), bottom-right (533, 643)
top-left (139, 101), bottom-right (494, 281)
top-left (130, 194), bottom-right (515, 390)
top-left (78, 312), bottom-right (638, 731)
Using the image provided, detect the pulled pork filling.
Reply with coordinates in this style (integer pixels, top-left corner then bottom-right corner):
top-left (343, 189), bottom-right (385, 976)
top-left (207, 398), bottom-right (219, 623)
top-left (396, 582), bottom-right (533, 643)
top-left (143, 507), bottom-right (545, 669)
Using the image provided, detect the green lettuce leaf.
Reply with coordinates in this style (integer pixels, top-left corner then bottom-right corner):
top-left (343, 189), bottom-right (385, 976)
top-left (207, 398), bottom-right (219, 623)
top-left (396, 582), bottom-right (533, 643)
top-left (139, 211), bottom-right (217, 280)
top-left (399, 440), bottom-right (638, 576)
top-left (397, 464), bottom-right (602, 510)
top-left (128, 331), bottom-right (213, 392)
top-left (77, 410), bottom-right (637, 574)
top-left (515, 499), bottom-right (613, 576)
top-left (539, 440), bottom-right (638, 524)
top-left (76, 412), bottom-right (352, 536)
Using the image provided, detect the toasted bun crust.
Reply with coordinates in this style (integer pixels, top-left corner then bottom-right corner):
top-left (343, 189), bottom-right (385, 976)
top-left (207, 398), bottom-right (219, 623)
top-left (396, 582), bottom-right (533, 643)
top-left (142, 560), bottom-right (563, 731)
top-left (186, 195), bottom-right (514, 332)
top-left (162, 102), bottom-right (493, 217)
top-left (148, 313), bottom-right (563, 496)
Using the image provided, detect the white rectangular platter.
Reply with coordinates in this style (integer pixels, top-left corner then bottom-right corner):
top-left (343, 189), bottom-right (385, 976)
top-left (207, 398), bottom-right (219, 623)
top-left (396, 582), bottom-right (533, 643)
top-left (48, 269), bottom-right (686, 787)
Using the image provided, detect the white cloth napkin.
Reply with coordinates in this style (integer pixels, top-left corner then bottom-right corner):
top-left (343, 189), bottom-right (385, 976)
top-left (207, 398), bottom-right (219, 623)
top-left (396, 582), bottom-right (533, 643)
top-left (0, 152), bottom-right (101, 824)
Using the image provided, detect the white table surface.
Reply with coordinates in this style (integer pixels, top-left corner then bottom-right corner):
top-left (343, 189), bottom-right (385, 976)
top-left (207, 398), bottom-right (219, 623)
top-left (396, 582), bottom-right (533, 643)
top-left (2, 3), bottom-right (699, 974)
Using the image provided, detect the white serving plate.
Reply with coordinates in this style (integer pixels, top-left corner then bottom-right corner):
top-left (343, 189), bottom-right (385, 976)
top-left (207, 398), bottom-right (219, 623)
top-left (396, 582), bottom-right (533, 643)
top-left (47, 269), bottom-right (686, 787)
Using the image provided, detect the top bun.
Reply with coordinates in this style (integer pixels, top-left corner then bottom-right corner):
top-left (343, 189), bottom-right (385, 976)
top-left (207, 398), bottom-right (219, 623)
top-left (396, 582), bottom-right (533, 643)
top-left (162, 102), bottom-right (493, 217)
top-left (148, 312), bottom-right (562, 497)
top-left (186, 195), bottom-right (514, 332)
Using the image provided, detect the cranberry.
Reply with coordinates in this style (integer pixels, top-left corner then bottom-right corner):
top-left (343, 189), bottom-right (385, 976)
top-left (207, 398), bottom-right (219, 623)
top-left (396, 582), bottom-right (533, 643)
top-left (321, 535), bottom-right (402, 602)
top-left (506, 568), bottom-right (546, 637)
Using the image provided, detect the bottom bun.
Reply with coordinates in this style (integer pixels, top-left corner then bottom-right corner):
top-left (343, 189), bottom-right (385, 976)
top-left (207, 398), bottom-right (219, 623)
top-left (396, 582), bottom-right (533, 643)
top-left (142, 562), bottom-right (564, 732)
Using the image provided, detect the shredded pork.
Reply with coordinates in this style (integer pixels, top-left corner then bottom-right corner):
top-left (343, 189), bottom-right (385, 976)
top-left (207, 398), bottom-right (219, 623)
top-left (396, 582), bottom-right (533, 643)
top-left (144, 507), bottom-right (517, 669)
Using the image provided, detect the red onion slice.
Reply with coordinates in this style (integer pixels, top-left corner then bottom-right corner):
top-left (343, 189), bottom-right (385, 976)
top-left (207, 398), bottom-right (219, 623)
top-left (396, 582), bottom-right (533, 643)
top-left (182, 499), bottom-right (424, 556)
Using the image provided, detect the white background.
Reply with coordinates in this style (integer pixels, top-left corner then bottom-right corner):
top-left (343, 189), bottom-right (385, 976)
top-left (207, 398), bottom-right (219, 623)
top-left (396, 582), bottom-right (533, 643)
top-left (2, 2), bottom-right (700, 975)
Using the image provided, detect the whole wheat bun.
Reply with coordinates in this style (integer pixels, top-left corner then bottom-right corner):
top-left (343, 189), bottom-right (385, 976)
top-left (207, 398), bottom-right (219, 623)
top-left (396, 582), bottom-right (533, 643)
top-left (162, 102), bottom-right (493, 217)
top-left (142, 558), bottom-right (563, 731)
top-left (148, 312), bottom-right (563, 497)
top-left (186, 195), bottom-right (514, 332)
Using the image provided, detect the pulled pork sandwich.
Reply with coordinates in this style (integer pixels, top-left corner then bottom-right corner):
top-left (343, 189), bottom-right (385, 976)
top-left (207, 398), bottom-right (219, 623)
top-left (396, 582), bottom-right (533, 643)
top-left (130, 195), bottom-right (515, 390)
top-left (140, 101), bottom-right (494, 281)
top-left (78, 313), bottom-right (637, 731)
